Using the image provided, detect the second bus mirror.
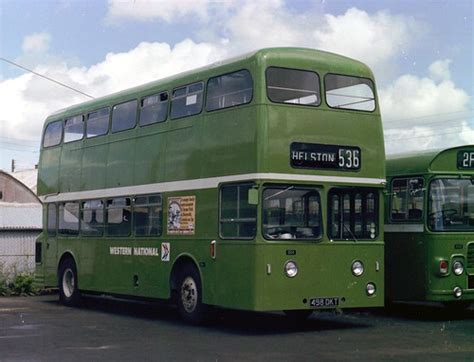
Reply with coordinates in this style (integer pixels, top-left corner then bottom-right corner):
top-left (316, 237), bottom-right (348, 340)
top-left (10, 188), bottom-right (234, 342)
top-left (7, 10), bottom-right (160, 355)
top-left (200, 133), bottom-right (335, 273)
top-left (248, 188), bottom-right (259, 205)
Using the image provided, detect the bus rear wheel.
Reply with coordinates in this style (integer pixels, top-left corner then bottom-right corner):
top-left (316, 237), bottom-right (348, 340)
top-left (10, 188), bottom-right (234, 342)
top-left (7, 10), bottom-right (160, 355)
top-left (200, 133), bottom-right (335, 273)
top-left (58, 258), bottom-right (81, 307)
top-left (177, 264), bottom-right (207, 324)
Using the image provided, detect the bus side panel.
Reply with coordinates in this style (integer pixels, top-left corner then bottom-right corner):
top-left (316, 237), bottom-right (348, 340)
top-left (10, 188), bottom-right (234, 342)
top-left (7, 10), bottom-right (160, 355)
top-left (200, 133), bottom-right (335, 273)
top-left (37, 148), bottom-right (61, 195)
top-left (385, 231), bottom-right (427, 301)
top-left (254, 243), bottom-right (384, 311)
top-left (132, 188), bottom-right (220, 301)
top-left (164, 118), bottom-right (201, 181)
top-left (133, 126), bottom-right (168, 185)
top-left (36, 233), bottom-right (58, 288)
top-left (107, 132), bottom-right (136, 188)
top-left (211, 242), bottom-right (257, 310)
top-left (81, 139), bottom-right (107, 191)
top-left (59, 143), bottom-right (83, 192)
top-left (202, 106), bottom-right (258, 177)
top-left (77, 236), bottom-right (102, 291)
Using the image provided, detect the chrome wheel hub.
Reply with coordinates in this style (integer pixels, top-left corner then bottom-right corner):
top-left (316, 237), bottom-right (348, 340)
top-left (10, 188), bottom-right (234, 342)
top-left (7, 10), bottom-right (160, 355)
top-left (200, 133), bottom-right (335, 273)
top-left (62, 268), bottom-right (75, 298)
top-left (181, 276), bottom-right (198, 313)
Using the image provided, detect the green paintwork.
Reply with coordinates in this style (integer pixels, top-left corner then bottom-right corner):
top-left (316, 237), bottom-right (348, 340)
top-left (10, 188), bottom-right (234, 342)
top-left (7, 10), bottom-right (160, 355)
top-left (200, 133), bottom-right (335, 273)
top-left (36, 47), bottom-right (385, 311)
top-left (385, 145), bottom-right (474, 302)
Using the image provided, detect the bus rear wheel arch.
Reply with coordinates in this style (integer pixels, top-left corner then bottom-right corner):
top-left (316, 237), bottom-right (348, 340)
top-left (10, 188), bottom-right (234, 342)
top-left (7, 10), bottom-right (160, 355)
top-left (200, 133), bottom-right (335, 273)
top-left (58, 257), bottom-right (81, 307)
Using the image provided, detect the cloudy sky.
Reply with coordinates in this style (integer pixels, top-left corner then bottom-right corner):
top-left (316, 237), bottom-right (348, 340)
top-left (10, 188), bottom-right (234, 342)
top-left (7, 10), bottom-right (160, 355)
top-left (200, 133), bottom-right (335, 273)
top-left (0, 0), bottom-right (473, 171)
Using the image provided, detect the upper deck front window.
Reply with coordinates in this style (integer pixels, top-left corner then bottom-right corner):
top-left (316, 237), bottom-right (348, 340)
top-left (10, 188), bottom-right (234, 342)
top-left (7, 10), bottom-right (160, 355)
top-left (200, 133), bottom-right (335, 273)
top-left (325, 74), bottom-right (375, 112)
top-left (429, 178), bottom-right (474, 232)
top-left (266, 67), bottom-right (320, 106)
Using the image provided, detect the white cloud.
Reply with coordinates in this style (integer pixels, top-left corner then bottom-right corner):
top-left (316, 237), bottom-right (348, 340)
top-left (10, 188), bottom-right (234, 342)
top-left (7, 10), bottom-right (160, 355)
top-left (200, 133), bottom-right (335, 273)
top-left (106, 1), bottom-right (422, 80)
top-left (0, 39), bottom-right (226, 144)
top-left (381, 60), bottom-right (472, 154)
top-left (428, 59), bottom-right (452, 82)
top-left (2, 2), bottom-right (472, 169)
top-left (106, 0), bottom-right (217, 23)
top-left (22, 32), bottom-right (51, 53)
top-left (223, 0), bottom-right (313, 50)
top-left (313, 8), bottom-right (422, 78)
top-left (213, 4), bottom-right (421, 82)
top-left (460, 121), bottom-right (474, 144)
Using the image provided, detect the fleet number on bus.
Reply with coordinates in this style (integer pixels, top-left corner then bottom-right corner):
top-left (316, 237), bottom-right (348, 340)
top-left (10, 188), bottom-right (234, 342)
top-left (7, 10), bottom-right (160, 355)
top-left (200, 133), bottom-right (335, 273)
top-left (457, 151), bottom-right (474, 169)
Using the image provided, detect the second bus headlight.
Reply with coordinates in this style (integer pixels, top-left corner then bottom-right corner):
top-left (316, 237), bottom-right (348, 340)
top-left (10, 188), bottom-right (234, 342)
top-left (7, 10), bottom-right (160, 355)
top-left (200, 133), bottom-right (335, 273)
top-left (453, 261), bottom-right (464, 276)
top-left (284, 261), bottom-right (298, 278)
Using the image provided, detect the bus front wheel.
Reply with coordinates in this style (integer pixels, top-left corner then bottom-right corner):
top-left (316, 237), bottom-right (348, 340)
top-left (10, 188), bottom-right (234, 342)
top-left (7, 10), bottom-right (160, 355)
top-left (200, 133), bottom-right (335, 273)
top-left (284, 310), bottom-right (313, 321)
top-left (58, 258), bottom-right (81, 307)
top-left (177, 264), bottom-right (207, 324)
top-left (443, 301), bottom-right (472, 311)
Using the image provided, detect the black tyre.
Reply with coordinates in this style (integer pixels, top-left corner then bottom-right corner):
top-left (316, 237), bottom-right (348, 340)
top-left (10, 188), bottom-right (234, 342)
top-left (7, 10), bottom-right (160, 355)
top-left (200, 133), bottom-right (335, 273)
top-left (443, 301), bottom-right (472, 311)
top-left (284, 310), bottom-right (313, 321)
top-left (177, 264), bottom-right (207, 324)
top-left (58, 258), bottom-right (81, 307)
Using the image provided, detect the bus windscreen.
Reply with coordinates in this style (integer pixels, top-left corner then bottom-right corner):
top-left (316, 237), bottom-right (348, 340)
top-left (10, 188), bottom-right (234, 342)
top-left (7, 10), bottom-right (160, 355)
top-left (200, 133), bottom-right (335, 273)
top-left (429, 178), bottom-right (474, 231)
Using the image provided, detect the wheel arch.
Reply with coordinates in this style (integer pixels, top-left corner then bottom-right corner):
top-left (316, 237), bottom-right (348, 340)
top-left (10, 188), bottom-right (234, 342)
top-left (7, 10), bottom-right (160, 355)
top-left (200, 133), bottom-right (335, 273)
top-left (57, 251), bottom-right (77, 282)
top-left (169, 253), bottom-right (202, 297)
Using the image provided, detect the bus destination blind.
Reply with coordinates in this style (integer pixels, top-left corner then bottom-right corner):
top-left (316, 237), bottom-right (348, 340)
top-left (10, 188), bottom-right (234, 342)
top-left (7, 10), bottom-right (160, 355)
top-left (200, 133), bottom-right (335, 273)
top-left (290, 142), bottom-right (361, 170)
top-left (457, 151), bottom-right (474, 169)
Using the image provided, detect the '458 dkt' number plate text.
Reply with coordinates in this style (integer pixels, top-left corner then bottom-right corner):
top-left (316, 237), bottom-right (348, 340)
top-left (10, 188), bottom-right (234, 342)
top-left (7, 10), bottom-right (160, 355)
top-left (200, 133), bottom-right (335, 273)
top-left (309, 297), bottom-right (340, 308)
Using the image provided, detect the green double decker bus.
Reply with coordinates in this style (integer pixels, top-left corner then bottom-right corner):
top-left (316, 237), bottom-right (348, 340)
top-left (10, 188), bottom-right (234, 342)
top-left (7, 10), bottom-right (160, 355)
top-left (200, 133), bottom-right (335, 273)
top-left (36, 47), bottom-right (385, 323)
top-left (385, 146), bottom-right (474, 308)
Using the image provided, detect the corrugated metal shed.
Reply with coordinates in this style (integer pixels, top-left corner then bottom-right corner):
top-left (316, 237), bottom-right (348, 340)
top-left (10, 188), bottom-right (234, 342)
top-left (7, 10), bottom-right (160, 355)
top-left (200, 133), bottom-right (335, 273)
top-left (0, 169), bottom-right (42, 277)
top-left (0, 202), bottom-right (42, 230)
top-left (0, 232), bottom-right (38, 277)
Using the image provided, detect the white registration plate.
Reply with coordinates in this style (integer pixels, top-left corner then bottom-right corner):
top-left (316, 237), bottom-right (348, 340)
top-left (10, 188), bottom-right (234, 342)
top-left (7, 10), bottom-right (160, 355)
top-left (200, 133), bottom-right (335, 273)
top-left (309, 297), bottom-right (340, 308)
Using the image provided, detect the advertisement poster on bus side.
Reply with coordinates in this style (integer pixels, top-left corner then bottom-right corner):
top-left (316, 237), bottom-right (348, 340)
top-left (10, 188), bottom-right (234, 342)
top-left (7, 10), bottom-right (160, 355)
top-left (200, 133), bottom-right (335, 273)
top-left (167, 196), bottom-right (195, 235)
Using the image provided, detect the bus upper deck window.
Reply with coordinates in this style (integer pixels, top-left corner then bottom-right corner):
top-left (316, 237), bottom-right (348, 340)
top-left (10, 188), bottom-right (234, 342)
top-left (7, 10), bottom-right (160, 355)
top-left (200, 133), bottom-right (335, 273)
top-left (206, 70), bottom-right (253, 111)
top-left (171, 81), bottom-right (204, 120)
top-left (266, 67), bottom-right (320, 106)
top-left (87, 107), bottom-right (110, 138)
top-left (112, 100), bottom-right (138, 133)
top-left (140, 92), bottom-right (168, 126)
top-left (43, 120), bottom-right (63, 148)
top-left (64, 115), bottom-right (84, 143)
top-left (325, 74), bottom-right (375, 111)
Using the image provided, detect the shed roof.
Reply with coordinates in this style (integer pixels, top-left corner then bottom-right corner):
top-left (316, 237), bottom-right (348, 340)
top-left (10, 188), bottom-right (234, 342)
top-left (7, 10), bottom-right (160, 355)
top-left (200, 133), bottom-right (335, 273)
top-left (0, 202), bottom-right (42, 230)
top-left (9, 169), bottom-right (38, 194)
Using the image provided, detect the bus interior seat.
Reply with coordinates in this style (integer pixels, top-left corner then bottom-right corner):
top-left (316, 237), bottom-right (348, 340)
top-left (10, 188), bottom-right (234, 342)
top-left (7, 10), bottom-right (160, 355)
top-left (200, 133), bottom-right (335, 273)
top-left (408, 208), bottom-right (422, 219)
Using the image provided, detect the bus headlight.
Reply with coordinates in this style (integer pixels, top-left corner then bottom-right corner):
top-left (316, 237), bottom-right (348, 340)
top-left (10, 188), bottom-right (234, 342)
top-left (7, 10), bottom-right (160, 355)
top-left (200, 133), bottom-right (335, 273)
top-left (352, 261), bottom-right (364, 276)
top-left (284, 261), bottom-right (298, 278)
top-left (366, 283), bottom-right (376, 296)
top-left (453, 261), bottom-right (464, 276)
top-left (454, 287), bottom-right (462, 298)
